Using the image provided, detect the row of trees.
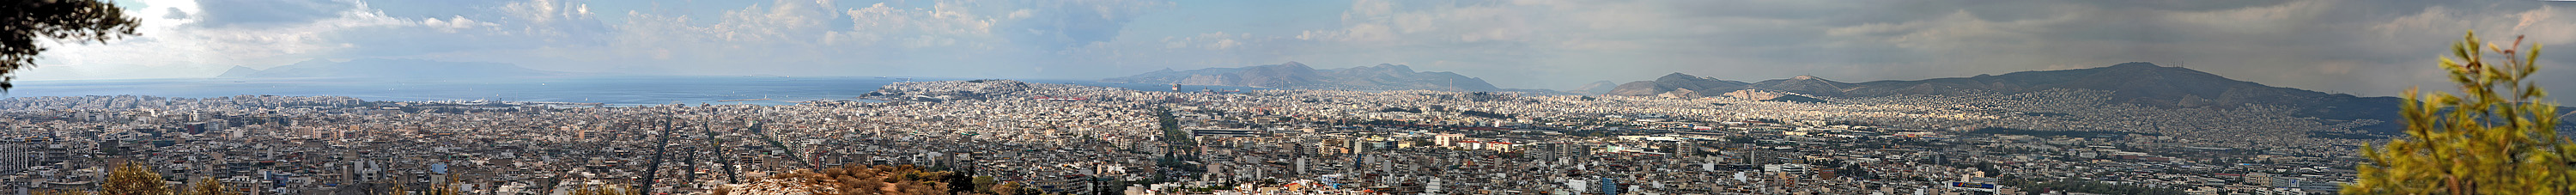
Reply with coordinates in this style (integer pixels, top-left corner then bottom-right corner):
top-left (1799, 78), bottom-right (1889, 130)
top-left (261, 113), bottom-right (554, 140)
top-left (1996, 176), bottom-right (2187, 195)
top-left (40, 162), bottom-right (244, 195)
top-left (708, 164), bottom-right (1058, 195)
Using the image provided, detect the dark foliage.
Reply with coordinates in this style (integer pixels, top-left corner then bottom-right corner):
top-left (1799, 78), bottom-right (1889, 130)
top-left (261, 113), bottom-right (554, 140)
top-left (1998, 176), bottom-right (2187, 195)
top-left (1378, 107), bottom-right (1420, 113)
top-left (3, 0), bottom-right (142, 91)
top-left (1759, 94), bottom-right (1828, 103)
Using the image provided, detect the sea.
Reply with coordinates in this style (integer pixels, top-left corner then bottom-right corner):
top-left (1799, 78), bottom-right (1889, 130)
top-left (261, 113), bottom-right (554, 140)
top-left (0, 76), bottom-right (1267, 106)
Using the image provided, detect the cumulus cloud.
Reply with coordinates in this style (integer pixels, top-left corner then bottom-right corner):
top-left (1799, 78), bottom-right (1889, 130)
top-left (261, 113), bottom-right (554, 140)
top-left (25, 0), bottom-right (1173, 80)
top-left (499, 0), bottom-right (1173, 76)
top-left (22, 0), bottom-right (602, 80)
top-left (27, 0), bottom-right (415, 80)
top-left (162, 8), bottom-right (191, 19)
top-left (422, 16), bottom-right (496, 33)
top-left (1001, 0), bottom-right (1170, 49)
top-left (829, 2), bottom-right (1000, 48)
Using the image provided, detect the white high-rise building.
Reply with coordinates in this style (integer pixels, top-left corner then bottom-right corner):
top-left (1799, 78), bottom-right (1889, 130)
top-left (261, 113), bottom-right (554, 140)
top-left (1293, 157), bottom-right (1308, 176)
top-left (0, 143), bottom-right (24, 174)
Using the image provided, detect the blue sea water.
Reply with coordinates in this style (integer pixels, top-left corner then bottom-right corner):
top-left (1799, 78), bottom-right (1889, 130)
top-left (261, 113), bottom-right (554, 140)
top-left (3, 76), bottom-right (1262, 106)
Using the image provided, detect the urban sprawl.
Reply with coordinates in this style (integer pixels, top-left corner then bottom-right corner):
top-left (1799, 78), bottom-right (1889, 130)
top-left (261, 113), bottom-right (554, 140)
top-left (0, 80), bottom-right (2384, 195)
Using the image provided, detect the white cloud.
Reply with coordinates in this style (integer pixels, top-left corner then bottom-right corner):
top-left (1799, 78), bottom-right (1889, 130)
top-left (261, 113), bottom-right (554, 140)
top-left (831, 2), bottom-right (999, 47)
top-left (496, 0), bottom-right (606, 38)
top-left (423, 15), bottom-right (497, 33)
top-left (1297, 0), bottom-right (1543, 45)
top-left (495, 0), bottom-right (1177, 77)
top-left (2369, 5), bottom-right (2576, 47)
top-left (1158, 32), bottom-right (1245, 51)
top-left (25, 0), bottom-right (1175, 80)
top-left (28, 0), bottom-right (427, 80)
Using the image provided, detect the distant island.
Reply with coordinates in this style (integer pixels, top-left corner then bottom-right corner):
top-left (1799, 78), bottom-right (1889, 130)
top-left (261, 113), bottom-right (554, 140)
top-left (216, 58), bottom-right (561, 78)
top-left (1101, 62), bottom-right (1504, 91)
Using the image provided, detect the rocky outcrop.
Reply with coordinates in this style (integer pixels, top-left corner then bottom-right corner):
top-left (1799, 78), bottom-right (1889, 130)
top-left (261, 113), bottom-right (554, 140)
top-left (860, 79), bottom-right (1038, 101)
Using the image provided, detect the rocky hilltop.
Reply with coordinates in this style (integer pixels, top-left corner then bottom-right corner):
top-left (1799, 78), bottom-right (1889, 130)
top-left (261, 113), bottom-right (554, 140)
top-left (862, 79), bottom-right (1039, 101)
top-left (1103, 62), bottom-right (1504, 91)
top-left (1750, 75), bottom-right (1854, 96)
top-left (216, 58), bottom-right (559, 78)
top-left (1606, 72), bottom-right (1753, 98)
top-left (860, 79), bottom-right (1128, 102)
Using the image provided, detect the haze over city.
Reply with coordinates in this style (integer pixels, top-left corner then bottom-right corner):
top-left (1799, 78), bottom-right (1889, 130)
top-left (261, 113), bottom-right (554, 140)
top-left (16, 0), bottom-right (2575, 96)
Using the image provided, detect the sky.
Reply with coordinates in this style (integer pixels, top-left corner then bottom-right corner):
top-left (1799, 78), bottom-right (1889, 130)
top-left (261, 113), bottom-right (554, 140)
top-left (21, 0), bottom-right (2576, 98)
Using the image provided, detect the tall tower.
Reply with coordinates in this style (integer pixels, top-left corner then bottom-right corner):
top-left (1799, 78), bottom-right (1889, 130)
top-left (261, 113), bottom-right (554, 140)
top-left (1170, 83), bottom-right (1182, 92)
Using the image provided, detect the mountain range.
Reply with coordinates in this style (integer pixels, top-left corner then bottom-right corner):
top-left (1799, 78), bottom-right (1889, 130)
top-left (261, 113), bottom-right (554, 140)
top-left (1101, 62), bottom-right (1503, 91)
top-left (1605, 62), bottom-right (2427, 132)
top-left (1572, 81), bottom-right (1620, 94)
top-left (216, 58), bottom-right (560, 78)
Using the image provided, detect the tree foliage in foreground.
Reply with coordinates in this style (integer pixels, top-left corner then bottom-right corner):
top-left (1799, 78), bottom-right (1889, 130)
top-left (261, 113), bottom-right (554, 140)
top-left (571, 184), bottom-right (635, 195)
top-left (3, 0), bottom-right (142, 91)
top-left (180, 177), bottom-right (239, 195)
top-left (103, 162), bottom-right (167, 195)
top-left (713, 164), bottom-right (1046, 195)
top-left (2347, 31), bottom-right (2574, 194)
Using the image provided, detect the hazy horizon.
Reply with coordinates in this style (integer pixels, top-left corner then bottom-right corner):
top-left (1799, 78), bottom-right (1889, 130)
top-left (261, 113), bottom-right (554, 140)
top-left (19, 0), bottom-right (2576, 98)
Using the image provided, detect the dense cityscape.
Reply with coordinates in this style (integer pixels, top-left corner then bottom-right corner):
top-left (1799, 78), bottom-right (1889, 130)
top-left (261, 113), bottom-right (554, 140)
top-left (9, 0), bottom-right (2576, 194)
top-left (0, 80), bottom-right (2391, 195)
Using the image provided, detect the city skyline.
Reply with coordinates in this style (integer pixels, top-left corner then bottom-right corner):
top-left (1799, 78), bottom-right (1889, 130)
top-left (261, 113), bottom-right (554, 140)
top-left (10, 0), bottom-right (2573, 98)
top-left (6, 0), bottom-right (2573, 193)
